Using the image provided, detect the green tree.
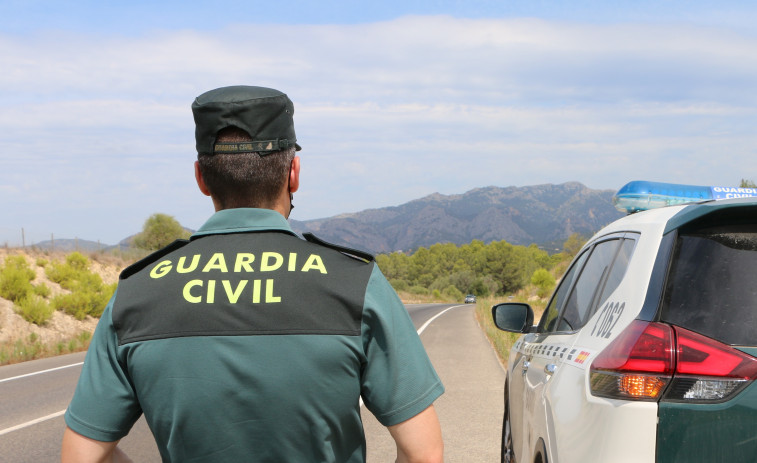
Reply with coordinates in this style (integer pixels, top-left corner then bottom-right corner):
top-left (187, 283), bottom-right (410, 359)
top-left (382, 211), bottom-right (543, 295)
top-left (132, 213), bottom-right (191, 251)
top-left (531, 268), bottom-right (556, 298)
top-left (377, 236), bottom-right (559, 298)
top-left (740, 179), bottom-right (756, 188)
top-left (562, 233), bottom-right (586, 257)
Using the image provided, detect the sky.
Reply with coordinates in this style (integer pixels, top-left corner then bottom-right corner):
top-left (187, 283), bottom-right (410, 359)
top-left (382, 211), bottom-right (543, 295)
top-left (2, 0), bottom-right (757, 246)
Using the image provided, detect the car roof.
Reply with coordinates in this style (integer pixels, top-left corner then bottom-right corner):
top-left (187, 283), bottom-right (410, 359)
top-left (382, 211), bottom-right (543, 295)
top-left (591, 196), bottom-right (757, 241)
top-left (664, 196), bottom-right (757, 233)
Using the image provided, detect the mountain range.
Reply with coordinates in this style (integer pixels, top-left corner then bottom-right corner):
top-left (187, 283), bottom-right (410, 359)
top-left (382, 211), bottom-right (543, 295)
top-left (32, 182), bottom-right (623, 255)
top-left (290, 182), bottom-right (623, 254)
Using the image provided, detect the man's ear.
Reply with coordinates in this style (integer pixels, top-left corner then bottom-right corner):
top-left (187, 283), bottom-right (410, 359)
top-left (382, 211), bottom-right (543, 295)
top-left (195, 161), bottom-right (211, 197)
top-left (289, 156), bottom-right (300, 194)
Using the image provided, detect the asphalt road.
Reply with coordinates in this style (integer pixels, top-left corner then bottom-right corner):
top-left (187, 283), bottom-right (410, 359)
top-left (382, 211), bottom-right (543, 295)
top-left (0, 303), bottom-right (505, 462)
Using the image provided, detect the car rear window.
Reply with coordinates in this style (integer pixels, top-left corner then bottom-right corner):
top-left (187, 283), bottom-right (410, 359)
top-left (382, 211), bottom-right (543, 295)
top-left (662, 222), bottom-right (757, 346)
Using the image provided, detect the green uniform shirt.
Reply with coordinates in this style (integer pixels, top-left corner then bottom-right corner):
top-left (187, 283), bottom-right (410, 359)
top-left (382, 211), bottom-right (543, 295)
top-left (65, 208), bottom-right (444, 462)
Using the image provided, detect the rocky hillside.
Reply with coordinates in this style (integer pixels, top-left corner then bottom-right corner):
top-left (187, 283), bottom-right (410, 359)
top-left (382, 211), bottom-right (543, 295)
top-left (0, 249), bottom-right (123, 348)
top-left (291, 182), bottom-right (623, 253)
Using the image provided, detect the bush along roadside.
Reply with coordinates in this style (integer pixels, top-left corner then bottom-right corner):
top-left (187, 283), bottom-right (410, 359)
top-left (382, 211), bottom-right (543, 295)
top-left (0, 331), bottom-right (92, 365)
top-left (46, 252), bottom-right (117, 319)
top-left (0, 254), bottom-right (55, 325)
top-left (0, 251), bottom-right (117, 325)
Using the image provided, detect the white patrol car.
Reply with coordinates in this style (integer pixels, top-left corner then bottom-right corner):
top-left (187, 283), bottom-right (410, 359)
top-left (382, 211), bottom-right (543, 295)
top-left (493, 181), bottom-right (757, 463)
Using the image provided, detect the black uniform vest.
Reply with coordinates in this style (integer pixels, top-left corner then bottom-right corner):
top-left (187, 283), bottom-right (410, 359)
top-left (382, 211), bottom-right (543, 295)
top-left (112, 231), bottom-right (375, 346)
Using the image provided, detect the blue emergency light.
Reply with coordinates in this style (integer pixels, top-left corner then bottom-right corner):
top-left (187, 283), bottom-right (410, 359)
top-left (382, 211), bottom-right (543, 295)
top-left (613, 181), bottom-right (757, 214)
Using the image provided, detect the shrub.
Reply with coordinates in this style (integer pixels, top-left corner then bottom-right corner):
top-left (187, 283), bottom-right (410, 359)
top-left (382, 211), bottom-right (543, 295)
top-left (66, 252), bottom-right (90, 271)
top-left (442, 285), bottom-right (463, 301)
top-left (52, 281), bottom-right (115, 319)
top-left (0, 255), bottom-right (35, 302)
top-left (46, 252), bottom-right (90, 289)
top-left (16, 294), bottom-right (54, 325)
top-left (389, 279), bottom-right (409, 292)
top-left (47, 252), bottom-right (116, 319)
top-left (408, 285), bottom-right (429, 295)
top-left (33, 283), bottom-right (51, 298)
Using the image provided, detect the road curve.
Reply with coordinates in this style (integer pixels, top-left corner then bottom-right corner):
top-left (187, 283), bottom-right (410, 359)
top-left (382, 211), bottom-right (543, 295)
top-left (0, 303), bottom-right (505, 462)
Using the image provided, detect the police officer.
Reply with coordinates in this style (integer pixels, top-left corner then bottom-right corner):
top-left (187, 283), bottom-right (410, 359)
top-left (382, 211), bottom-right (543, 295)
top-left (61, 85), bottom-right (445, 462)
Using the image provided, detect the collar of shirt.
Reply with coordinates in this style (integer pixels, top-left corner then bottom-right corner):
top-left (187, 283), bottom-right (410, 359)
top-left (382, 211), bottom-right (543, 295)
top-left (191, 208), bottom-right (297, 239)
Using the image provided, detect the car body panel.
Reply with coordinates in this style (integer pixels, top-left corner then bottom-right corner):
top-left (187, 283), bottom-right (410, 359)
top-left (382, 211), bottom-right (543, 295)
top-left (506, 333), bottom-right (531, 459)
top-left (657, 379), bottom-right (757, 462)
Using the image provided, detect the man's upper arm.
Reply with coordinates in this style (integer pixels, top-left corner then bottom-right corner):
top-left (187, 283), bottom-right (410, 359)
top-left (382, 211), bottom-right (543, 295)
top-left (360, 265), bottom-right (444, 426)
top-left (61, 427), bottom-right (128, 463)
top-left (64, 295), bottom-right (142, 441)
top-left (388, 405), bottom-right (443, 463)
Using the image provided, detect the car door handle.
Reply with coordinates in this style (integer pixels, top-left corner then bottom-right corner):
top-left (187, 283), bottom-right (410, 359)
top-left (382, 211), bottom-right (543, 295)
top-left (544, 364), bottom-right (557, 376)
top-left (522, 360), bottom-right (530, 375)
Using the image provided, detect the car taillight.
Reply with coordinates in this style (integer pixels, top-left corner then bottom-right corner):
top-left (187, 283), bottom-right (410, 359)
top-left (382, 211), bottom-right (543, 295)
top-left (590, 321), bottom-right (757, 403)
top-left (590, 321), bottom-right (675, 401)
top-left (663, 325), bottom-right (757, 402)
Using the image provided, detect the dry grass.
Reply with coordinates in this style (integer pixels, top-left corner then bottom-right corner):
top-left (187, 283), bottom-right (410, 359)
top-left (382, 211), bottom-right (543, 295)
top-left (473, 287), bottom-right (548, 365)
top-left (0, 331), bottom-right (92, 365)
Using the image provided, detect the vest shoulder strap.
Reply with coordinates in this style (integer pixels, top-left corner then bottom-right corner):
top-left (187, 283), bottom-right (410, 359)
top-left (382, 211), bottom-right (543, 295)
top-left (302, 233), bottom-right (374, 263)
top-left (119, 239), bottom-right (191, 280)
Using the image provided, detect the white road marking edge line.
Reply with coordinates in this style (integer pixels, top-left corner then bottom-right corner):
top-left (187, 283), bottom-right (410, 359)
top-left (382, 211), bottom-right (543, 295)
top-left (416, 304), bottom-right (465, 336)
top-left (0, 362), bottom-right (83, 384)
top-left (0, 410), bottom-right (66, 436)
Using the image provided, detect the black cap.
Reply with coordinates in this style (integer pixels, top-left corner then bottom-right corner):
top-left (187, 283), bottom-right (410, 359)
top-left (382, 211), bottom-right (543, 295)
top-left (192, 85), bottom-right (301, 156)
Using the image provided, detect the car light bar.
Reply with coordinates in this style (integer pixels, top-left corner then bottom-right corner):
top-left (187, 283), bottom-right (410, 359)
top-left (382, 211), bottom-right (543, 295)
top-left (613, 181), bottom-right (757, 214)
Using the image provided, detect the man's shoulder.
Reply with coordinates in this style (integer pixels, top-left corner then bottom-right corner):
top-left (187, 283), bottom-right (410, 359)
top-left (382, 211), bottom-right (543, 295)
top-left (119, 239), bottom-right (191, 280)
top-left (302, 232), bottom-right (374, 264)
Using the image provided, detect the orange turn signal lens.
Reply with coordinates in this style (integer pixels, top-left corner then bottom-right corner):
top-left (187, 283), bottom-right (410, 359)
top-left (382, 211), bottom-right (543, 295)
top-left (618, 374), bottom-right (667, 399)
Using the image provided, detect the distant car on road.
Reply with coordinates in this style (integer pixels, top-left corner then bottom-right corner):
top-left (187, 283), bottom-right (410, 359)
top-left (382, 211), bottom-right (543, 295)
top-left (493, 182), bottom-right (757, 463)
top-left (465, 294), bottom-right (476, 304)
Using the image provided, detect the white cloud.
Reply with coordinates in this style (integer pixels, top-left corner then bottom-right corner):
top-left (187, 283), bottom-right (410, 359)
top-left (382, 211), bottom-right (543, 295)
top-left (2, 16), bottom-right (757, 244)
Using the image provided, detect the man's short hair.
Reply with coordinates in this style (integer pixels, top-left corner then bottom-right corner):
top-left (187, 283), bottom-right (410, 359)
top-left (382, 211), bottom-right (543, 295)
top-left (198, 127), bottom-right (295, 209)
